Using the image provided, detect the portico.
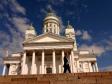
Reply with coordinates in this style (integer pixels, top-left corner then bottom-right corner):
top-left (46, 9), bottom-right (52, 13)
top-left (21, 49), bottom-right (73, 75)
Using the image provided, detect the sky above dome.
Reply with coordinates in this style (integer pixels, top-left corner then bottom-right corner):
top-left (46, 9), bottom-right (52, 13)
top-left (0, 0), bottom-right (112, 73)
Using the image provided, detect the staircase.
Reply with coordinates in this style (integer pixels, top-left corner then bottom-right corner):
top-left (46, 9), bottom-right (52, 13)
top-left (0, 72), bottom-right (112, 84)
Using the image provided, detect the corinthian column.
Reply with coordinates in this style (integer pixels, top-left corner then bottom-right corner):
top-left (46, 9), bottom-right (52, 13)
top-left (23, 51), bottom-right (26, 65)
top-left (31, 51), bottom-right (37, 74)
top-left (41, 50), bottom-right (45, 74)
top-left (95, 62), bottom-right (98, 72)
top-left (89, 62), bottom-right (93, 72)
top-left (21, 51), bottom-right (28, 74)
top-left (2, 65), bottom-right (6, 76)
top-left (71, 50), bottom-right (75, 73)
top-left (61, 50), bottom-right (64, 73)
top-left (52, 50), bottom-right (56, 73)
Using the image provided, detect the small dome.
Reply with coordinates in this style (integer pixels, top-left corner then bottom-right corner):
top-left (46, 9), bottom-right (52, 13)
top-left (27, 24), bottom-right (35, 30)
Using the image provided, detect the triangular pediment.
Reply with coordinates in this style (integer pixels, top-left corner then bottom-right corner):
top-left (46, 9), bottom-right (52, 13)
top-left (24, 33), bottom-right (74, 43)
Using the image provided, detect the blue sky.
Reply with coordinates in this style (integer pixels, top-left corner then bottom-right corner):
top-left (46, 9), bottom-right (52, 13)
top-left (0, 0), bottom-right (112, 74)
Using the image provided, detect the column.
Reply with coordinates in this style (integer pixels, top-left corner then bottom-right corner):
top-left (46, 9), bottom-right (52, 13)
top-left (2, 65), bottom-right (6, 76)
top-left (71, 50), bottom-right (75, 73)
top-left (83, 62), bottom-right (86, 72)
top-left (61, 50), bottom-right (64, 73)
top-left (52, 50), bottom-right (56, 73)
top-left (95, 62), bottom-right (98, 72)
top-left (21, 51), bottom-right (28, 74)
top-left (41, 50), bottom-right (45, 74)
top-left (93, 63), bottom-right (96, 72)
top-left (31, 51), bottom-right (37, 74)
top-left (92, 63), bottom-right (95, 72)
top-left (23, 51), bottom-right (26, 65)
top-left (69, 52), bottom-right (72, 72)
top-left (76, 60), bottom-right (80, 72)
top-left (59, 65), bottom-right (61, 73)
top-left (89, 62), bottom-right (93, 72)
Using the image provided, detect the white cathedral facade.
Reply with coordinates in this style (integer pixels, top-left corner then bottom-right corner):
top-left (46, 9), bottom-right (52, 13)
top-left (2, 11), bottom-right (98, 75)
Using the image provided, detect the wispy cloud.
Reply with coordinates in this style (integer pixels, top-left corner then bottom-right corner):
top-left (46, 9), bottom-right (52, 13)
top-left (79, 44), bottom-right (105, 56)
top-left (76, 30), bottom-right (92, 40)
top-left (76, 30), bottom-right (82, 36)
top-left (9, 0), bottom-right (26, 15)
top-left (0, 0), bottom-right (26, 15)
top-left (78, 33), bottom-right (112, 57)
top-left (11, 16), bottom-right (30, 33)
top-left (82, 31), bottom-right (92, 40)
top-left (105, 37), bottom-right (112, 51)
top-left (100, 65), bottom-right (112, 71)
top-left (77, 30), bottom-right (105, 56)
top-left (0, 31), bottom-right (10, 48)
top-left (0, 0), bottom-right (30, 59)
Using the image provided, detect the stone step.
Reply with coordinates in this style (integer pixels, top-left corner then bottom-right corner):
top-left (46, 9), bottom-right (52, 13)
top-left (0, 72), bottom-right (112, 84)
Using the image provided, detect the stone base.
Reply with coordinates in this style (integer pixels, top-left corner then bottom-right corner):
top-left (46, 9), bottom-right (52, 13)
top-left (0, 72), bottom-right (112, 84)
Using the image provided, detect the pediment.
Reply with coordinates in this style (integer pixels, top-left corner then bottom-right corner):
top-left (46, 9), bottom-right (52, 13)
top-left (32, 36), bottom-right (60, 42)
top-left (24, 33), bottom-right (74, 43)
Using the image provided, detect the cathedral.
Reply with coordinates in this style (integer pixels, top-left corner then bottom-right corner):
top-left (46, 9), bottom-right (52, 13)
top-left (2, 11), bottom-right (98, 75)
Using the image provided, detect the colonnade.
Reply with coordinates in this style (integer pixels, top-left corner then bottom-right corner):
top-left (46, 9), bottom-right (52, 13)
top-left (21, 49), bottom-right (74, 75)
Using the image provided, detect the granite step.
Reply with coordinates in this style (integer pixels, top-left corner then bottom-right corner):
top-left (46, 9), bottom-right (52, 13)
top-left (0, 72), bottom-right (112, 84)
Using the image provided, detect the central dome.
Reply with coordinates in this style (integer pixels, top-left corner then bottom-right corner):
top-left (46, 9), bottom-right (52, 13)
top-left (43, 10), bottom-right (60, 35)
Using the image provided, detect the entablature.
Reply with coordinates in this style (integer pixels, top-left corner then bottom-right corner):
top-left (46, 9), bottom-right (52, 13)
top-left (23, 42), bottom-right (74, 50)
top-left (3, 57), bottom-right (21, 64)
